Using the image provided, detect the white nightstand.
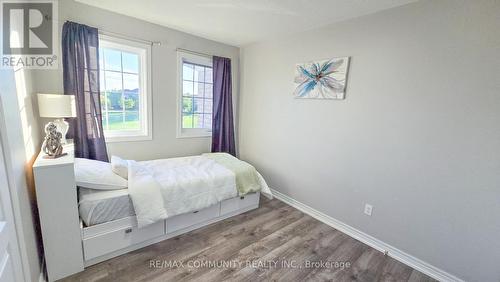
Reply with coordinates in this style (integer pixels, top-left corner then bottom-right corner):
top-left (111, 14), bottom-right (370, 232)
top-left (33, 144), bottom-right (84, 281)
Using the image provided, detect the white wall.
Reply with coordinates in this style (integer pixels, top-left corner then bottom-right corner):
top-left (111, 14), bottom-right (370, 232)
top-left (34, 0), bottom-right (240, 161)
top-left (0, 68), bottom-right (43, 282)
top-left (239, 1), bottom-right (500, 281)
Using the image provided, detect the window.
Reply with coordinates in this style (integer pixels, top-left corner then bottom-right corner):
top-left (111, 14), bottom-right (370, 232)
top-left (177, 51), bottom-right (213, 138)
top-left (99, 35), bottom-right (151, 142)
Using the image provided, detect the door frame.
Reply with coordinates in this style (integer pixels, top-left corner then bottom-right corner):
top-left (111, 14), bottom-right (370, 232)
top-left (0, 94), bottom-right (26, 282)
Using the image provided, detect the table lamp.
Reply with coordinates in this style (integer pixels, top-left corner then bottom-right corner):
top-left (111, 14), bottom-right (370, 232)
top-left (37, 94), bottom-right (77, 144)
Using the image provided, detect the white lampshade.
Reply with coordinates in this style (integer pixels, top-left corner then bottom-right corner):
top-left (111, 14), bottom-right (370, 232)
top-left (37, 94), bottom-right (77, 118)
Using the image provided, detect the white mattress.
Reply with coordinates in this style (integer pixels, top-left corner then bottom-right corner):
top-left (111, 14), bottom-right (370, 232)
top-left (78, 187), bottom-right (135, 226)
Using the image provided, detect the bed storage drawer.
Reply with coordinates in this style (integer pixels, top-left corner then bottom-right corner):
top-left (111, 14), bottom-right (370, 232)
top-left (82, 219), bottom-right (164, 261)
top-left (221, 192), bottom-right (260, 215)
top-left (166, 204), bottom-right (220, 234)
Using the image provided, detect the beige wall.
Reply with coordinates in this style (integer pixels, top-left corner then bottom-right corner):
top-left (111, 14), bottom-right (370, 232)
top-left (0, 68), bottom-right (43, 282)
top-left (238, 1), bottom-right (500, 281)
top-left (34, 0), bottom-right (240, 161)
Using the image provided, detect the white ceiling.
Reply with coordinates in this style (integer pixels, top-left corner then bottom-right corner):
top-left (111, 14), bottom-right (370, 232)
top-left (76, 0), bottom-right (416, 46)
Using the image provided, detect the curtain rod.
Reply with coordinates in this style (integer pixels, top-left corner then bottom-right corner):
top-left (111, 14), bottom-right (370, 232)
top-left (176, 48), bottom-right (212, 58)
top-left (63, 21), bottom-right (161, 46)
top-left (99, 30), bottom-right (162, 46)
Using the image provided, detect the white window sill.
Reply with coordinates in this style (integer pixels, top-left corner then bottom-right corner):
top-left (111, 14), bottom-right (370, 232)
top-left (105, 134), bottom-right (152, 143)
top-left (176, 131), bottom-right (212, 139)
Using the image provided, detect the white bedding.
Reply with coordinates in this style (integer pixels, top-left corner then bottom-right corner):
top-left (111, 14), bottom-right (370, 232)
top-left (78, 155), bottom-right (272, 227)
top-left (129, 156), bottom-right (239, 227)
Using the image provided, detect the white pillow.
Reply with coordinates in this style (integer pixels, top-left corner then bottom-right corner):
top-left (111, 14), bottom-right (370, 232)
top-left (74, 158), bottom-right (127, 190)
top-left (111, 155), bottom-right (128, 179)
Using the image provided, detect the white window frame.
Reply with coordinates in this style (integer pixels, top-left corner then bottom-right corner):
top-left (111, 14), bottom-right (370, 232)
top-left (176, 51), bottom-right (213, 138)
top-left (99, 34), bottom-right (152, 142)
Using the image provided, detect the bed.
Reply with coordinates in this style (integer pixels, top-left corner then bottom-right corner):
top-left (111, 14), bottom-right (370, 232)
top-left (71, 152), bottom-right (272, 266)
top-left (77, 153), bottom-right (272, 227)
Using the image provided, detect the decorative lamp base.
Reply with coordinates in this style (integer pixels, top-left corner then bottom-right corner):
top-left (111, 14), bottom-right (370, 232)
top-left (53, 118), bottom-right (69, 144)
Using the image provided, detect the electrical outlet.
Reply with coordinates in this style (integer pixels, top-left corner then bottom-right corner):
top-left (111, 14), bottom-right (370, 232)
top-left (364, 204), bottom-right (373, 216)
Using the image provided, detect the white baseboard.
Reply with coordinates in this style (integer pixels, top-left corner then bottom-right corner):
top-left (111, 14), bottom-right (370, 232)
top-left (270, 188), bottom-right (463, 282)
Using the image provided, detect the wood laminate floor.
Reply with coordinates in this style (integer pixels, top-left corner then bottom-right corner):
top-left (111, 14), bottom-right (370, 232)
top-left (63, 196), bottom-right (437, 282)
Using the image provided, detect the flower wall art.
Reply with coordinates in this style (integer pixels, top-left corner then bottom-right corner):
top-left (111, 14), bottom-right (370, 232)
top-left (293, 57), bottom-right (350, 99)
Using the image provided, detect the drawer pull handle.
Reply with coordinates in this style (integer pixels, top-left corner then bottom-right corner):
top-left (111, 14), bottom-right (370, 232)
top-left (125, 228), bottom-right (133, 234)
top-left (193, 210), bottom-right (199, 213)
top-left (240, 196), bottom-right (245, 200)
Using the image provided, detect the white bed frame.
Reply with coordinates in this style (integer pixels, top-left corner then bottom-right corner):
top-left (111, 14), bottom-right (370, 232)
top-left (33, 145), bottom-right (260, 281)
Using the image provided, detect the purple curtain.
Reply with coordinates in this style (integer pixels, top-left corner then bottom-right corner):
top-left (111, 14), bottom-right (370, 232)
top-left (62, 21), bottom-right (109, 161)
top-left (211, 56), bottom-right (236, 156)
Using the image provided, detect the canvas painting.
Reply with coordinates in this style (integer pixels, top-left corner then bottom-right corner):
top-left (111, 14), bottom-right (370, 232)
top-left (294, 57), bottom-right (350, 99)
